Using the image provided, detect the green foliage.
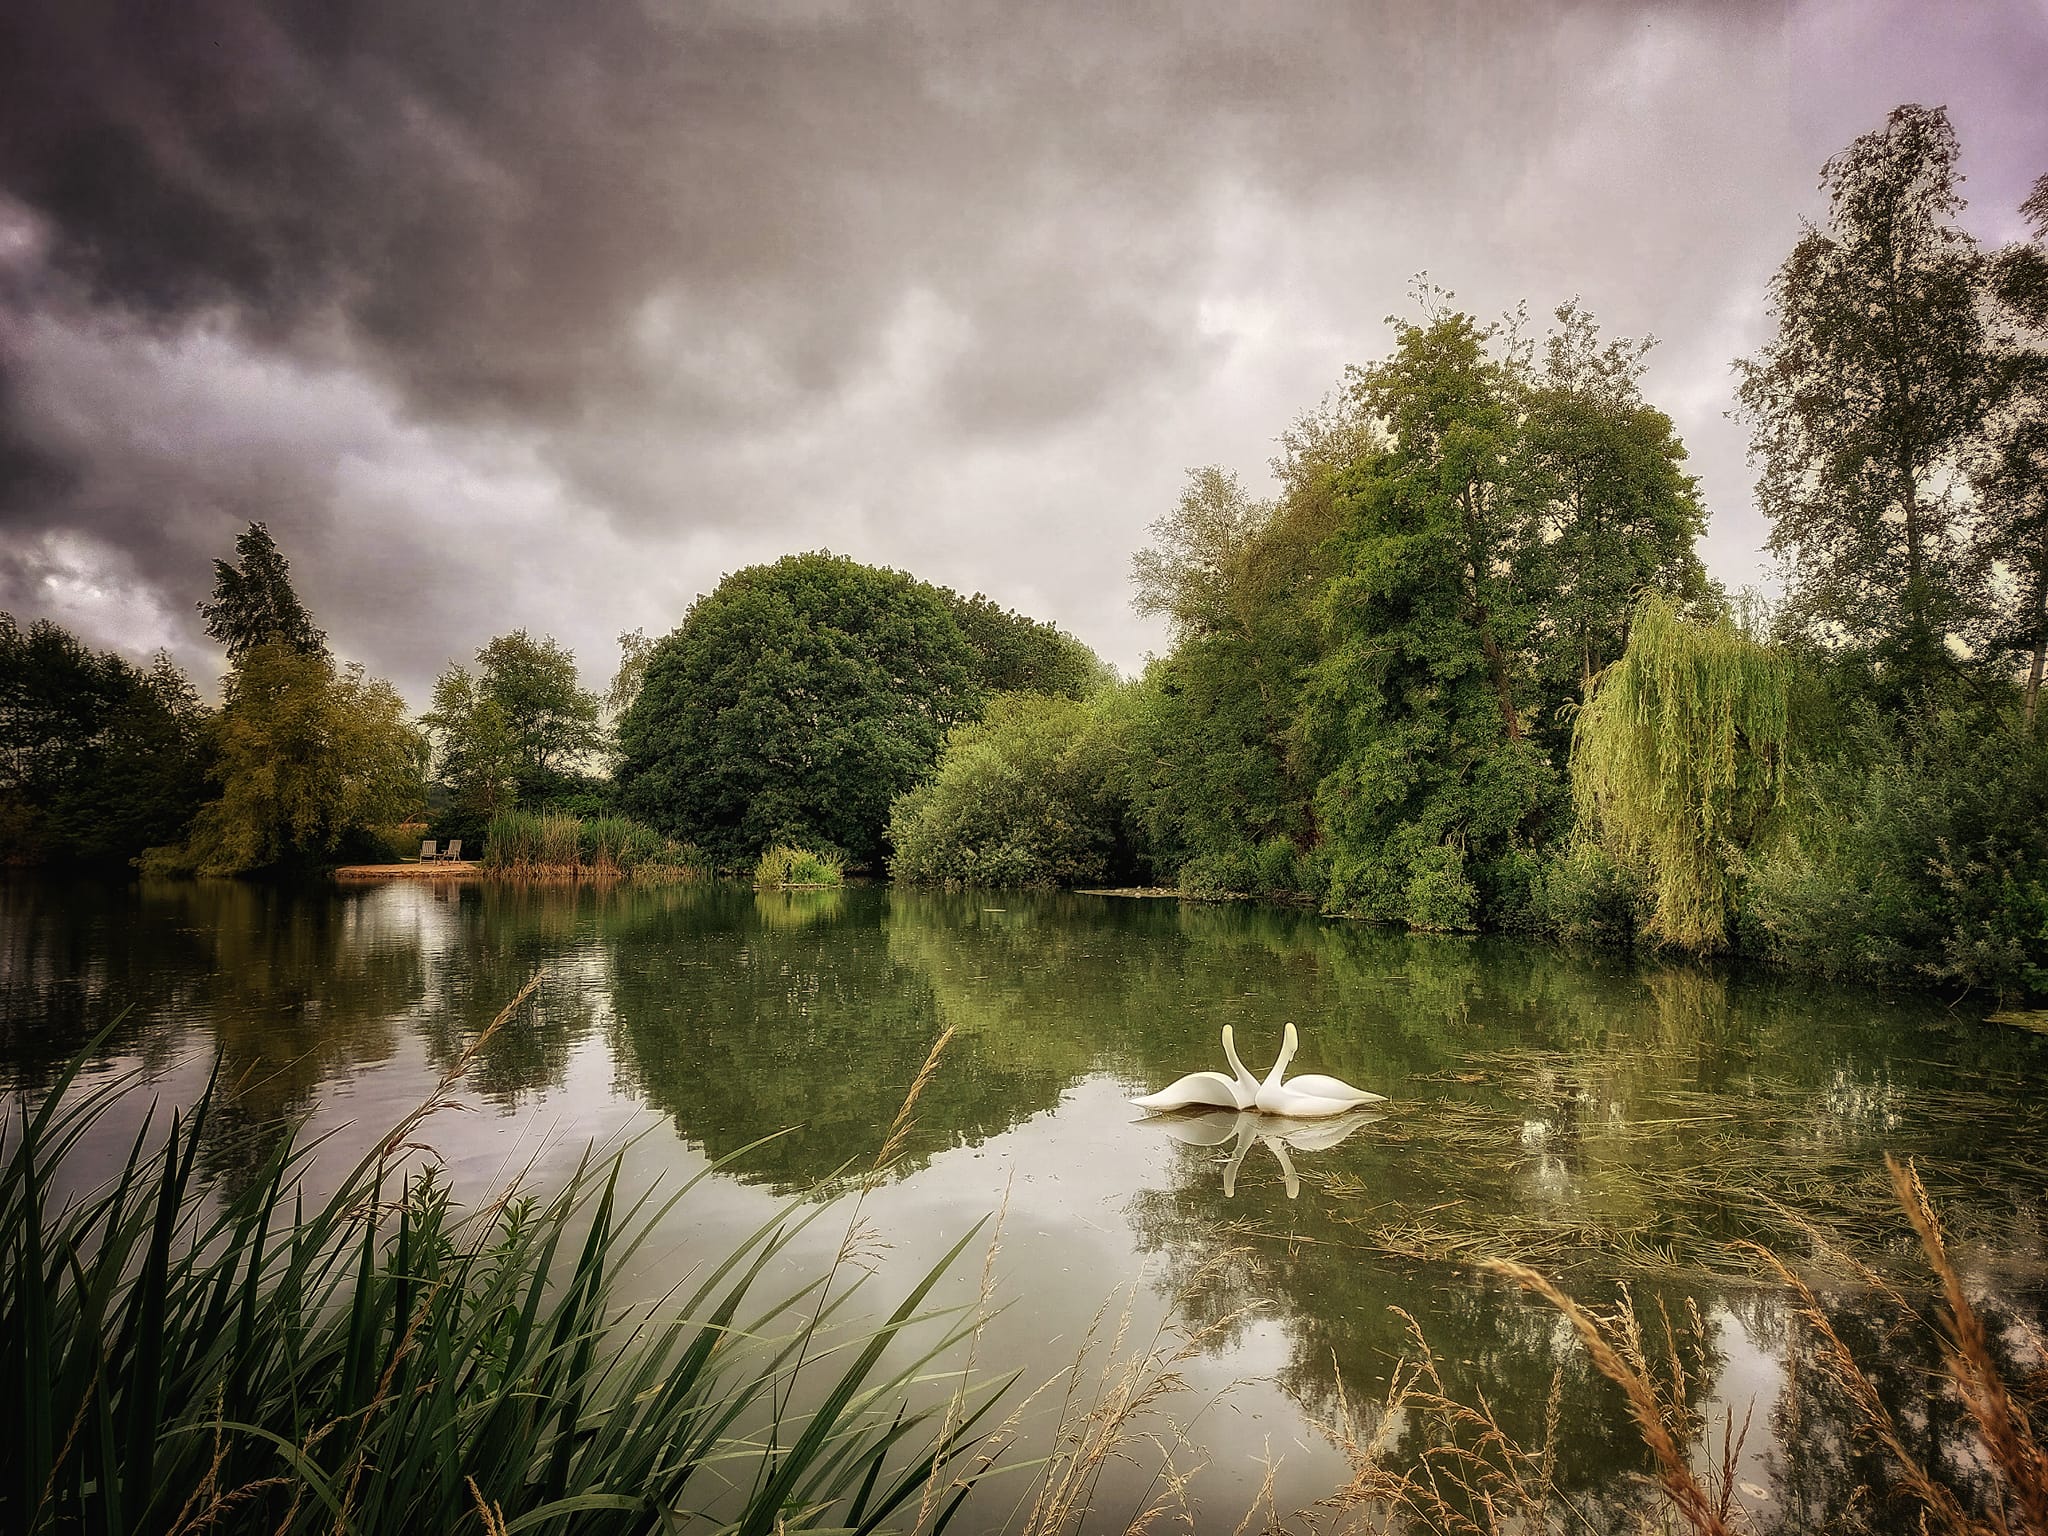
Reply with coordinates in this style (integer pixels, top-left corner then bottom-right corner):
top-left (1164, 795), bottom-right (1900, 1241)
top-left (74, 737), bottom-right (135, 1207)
top-left (942, 592), bottom-right (1104, 698)
top-left (1977, 180), bottom-right (2048, 721)
top-left (0, 1045), bottom-right (996, 1534)
top-left (887, 692), bottom-right (1133, 888)
top-left (1300, 306), bottom-right (1555, 928)
top-left (197, 521), bottom-right (326, 662)
top-left (1518, 302), bottom-right (1713, 738)
top-left (481, 810), bottom-right (705, 882)
top-left (617, 553), bottom-right (982, 868)
top-left (1571, 597), bottom-right (1790, 951)
top-left (184, 642), bottom-right (427, 875)
top-left (1531, 841), bottom-right (1648, 945)
top-left (0, 616), bottom-right (211, 864)
top-left (1737, 104), bottom-right (1991, 685)
top-left (1123, 440), bottom-right (1351, 881)
top-left (754, 844), bottom-right (844, 887)
top-left (424, 631), bottom-right (606, 824)
top-left (1742, 697), bottom-right (2048, 997)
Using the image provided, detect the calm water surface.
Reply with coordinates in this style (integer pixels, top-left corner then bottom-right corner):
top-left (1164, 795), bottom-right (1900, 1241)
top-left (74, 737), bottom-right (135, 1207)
top-left (5, 875), bottom-right (2046, 1532)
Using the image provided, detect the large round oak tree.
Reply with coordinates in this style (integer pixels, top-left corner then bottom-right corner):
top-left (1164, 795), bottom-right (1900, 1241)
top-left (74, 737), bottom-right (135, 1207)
top-left (616, 553), bottom-right (983, 868)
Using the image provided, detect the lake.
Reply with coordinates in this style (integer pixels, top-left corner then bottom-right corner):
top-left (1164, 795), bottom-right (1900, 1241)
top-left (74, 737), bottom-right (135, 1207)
top-left (5, 873), bottom-right (2045, 1532)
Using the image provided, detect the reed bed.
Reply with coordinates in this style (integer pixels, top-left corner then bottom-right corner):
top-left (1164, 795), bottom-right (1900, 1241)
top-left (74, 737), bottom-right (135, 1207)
top-left (480, 811), bottom-right (708, 884)
top-left (0, 988), bottom-right (1005, 1535)
top-left (755, 845), bottom-right (846, 889)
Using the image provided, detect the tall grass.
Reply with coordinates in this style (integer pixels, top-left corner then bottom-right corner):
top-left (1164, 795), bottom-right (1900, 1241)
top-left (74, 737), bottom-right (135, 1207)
top-left (0, 986), bottom-right (1003, 1535)
top-left (755, 845), bottom-right (845, 888)
top-left (1316, 1159), bottom-right (2048, 1536)
top-left (481, 811), bottom-right (707, 884)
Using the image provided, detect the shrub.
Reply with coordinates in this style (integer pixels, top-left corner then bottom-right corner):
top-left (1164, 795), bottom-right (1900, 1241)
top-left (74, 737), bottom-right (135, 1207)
top-left (754, 844), bottom-right (844, 887)
top-left (1740, 701), bottom-right (2048, 996)
top-left (1403, 843), bottom-right (1479, 931)
top-left (887, 693), bottom-right (1132, 889)
top-left (1534, 841), bottom-right (1648, 945)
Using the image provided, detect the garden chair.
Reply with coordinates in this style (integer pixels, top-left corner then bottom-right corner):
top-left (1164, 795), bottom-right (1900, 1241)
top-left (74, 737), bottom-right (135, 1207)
top-left (419, 840), bottom-right (437, 862)
top-left (444, 839), bottom-right (463, 862)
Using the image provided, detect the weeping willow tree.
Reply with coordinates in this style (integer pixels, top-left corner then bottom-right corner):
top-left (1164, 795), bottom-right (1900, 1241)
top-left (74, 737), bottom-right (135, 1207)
top-left (1571, 597), bottom-right (1791, 951)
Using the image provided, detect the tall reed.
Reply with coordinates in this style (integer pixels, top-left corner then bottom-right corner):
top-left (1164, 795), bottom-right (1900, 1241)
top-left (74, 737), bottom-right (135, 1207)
top-left (755, 845), bottom-right (845, 888)
top-left (481, 810), bottom-right (707, 884)
top-left (0, 994), bottom-right (1000, 1534)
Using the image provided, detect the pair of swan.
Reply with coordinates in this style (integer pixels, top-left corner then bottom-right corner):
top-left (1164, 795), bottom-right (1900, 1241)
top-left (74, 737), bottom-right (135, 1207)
top-left (1131, 1023), bottom-right (1385, 1119)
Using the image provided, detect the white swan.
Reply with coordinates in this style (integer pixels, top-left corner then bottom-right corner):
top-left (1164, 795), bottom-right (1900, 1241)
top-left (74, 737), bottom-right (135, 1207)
top-left (1130, 1024), bottom-right (1262, 1112)
top-left (1254, 1023), bottom-right (1386, 1118)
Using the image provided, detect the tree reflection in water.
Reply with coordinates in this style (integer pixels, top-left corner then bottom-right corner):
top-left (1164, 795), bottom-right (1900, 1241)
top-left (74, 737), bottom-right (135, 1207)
top-left (8, 875), bottom-right (2048, 1531)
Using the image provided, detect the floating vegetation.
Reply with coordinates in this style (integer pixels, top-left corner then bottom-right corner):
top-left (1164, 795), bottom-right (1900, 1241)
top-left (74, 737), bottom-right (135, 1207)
top-left (1308, 1041), bottom-right (2048, 1286)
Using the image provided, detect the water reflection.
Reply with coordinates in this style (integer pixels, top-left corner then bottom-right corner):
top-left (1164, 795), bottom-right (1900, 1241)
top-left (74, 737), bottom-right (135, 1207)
top-left (1141, 1106), bottom-right (1384, 1197)
top-left (9, 875), bottom-right (2048, 1532)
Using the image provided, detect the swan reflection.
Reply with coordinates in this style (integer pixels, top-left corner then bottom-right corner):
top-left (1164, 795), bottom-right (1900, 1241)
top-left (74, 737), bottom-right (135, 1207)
top-left (1144, 1106), bottom-right (1384, 1198)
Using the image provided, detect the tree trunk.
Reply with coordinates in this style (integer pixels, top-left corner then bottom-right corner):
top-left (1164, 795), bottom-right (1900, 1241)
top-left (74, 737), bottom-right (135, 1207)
top-left (1478, 620), bottom-right (1523, 741)
top-left (2029, 560), bottom-right (2048, 728)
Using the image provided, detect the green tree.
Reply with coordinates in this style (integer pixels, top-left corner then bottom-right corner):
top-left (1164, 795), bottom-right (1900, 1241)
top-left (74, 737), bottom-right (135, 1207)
top-left (1519, 302), bottom-right (1712, 734)
top-left (1301, 305), bottom-right (1552, 926)
top-left (185, 643), bottom-right (426, 874)
top-left (419, 664), bottom-right (518, 828)
top-left (1737, 104), bottom-right (1992, 687)
top-left (0, 616), bottom-right (211, 863)
top-left (1976, 173), bottom-right (2048, 723)
top-left (1571, 598), bottom-right (1791, 951)
top-left (1124, 434), bottom-right (1357, 889)
top-left (423, 631), bottom-right (605, 813)
top-left (197, 522), bottom-right (327, 661)
top-left (606, 628), bottom-right (657, 721)
top-left (942, 592), bottom-right (1104, 698)
top-left (616, 553), bottom-right (982, 867)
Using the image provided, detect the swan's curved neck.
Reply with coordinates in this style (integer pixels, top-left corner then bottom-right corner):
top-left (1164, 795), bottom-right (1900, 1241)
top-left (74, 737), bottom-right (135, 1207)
top-left (1260, 1030), bottom-right (1295, 1090)
top-left (1222, 1027), bottom-right (1259, 1093)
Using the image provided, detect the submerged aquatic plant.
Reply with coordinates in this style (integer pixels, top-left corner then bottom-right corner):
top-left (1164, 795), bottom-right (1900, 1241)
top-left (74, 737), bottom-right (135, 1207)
top-left (0, 984), bottom-right (1001, 1535)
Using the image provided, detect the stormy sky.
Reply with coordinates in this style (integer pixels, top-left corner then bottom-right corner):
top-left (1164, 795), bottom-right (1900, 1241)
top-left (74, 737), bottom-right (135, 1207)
top-left (2, 0), bottom-right (2043, 704)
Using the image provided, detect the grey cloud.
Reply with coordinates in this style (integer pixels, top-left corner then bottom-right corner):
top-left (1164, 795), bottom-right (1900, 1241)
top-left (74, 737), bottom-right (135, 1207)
top-left (0, 0), bottom-right (2039, 697)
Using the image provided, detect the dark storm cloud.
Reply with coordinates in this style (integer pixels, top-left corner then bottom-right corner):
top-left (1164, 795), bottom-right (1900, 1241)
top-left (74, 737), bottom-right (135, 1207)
top-left (0, 0), bottom-right (2040, 698)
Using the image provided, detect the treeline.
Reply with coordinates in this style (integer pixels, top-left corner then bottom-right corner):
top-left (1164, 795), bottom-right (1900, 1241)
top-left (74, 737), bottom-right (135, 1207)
top-left (885, 105), bottom-right (2048, 1000)
top-left (6, 104), bottom-right (2042, 998)
top-left (2, 525), bottom-right (423, 875)
top-left (0, 529), bottom-right (1101, 879)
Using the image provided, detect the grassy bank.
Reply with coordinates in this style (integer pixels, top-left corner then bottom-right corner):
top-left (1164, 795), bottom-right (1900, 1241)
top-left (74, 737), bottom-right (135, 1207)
top-left (480, 811), bottom-right (707, 883)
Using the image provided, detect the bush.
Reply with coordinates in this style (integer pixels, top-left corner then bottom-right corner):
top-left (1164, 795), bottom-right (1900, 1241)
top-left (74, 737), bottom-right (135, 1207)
top-left (887, 693), bottom-right (1133, 889)
top-left (1534, 841), bottom-right (1648, 945)
top-left (1403, 843), bottom-right (1479, 931)
top-left (1740, 702), bottom-right (2048, 997)
top-left (754, 844), bottom-right (844, 887)
top-left (1177, 846), bottom-right (1258, 900)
